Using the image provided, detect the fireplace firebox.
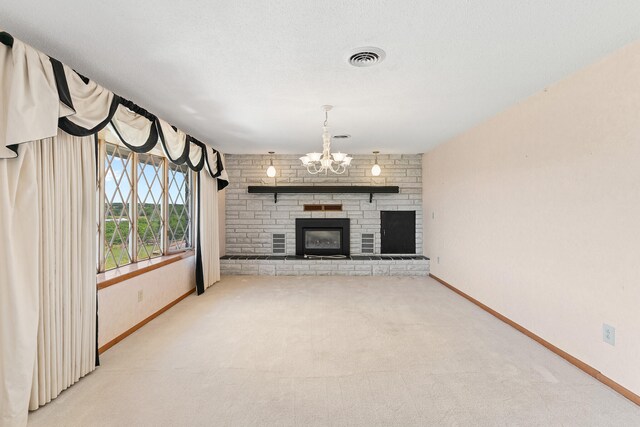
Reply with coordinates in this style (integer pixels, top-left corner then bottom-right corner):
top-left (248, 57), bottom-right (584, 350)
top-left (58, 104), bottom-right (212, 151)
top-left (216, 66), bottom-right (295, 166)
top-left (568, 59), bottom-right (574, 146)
top-left (295, 218), bottom-right (350, 256)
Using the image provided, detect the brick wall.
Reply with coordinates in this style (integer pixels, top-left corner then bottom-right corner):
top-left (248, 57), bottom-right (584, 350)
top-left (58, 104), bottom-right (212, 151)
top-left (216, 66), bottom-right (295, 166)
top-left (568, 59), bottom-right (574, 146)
top-left (224, 154), bottom-right (422, 255)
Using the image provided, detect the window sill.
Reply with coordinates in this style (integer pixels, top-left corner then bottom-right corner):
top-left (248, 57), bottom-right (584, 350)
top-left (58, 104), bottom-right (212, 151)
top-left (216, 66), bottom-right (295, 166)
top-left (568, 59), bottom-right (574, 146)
top-left (97, 251), bottom-right (195, 290)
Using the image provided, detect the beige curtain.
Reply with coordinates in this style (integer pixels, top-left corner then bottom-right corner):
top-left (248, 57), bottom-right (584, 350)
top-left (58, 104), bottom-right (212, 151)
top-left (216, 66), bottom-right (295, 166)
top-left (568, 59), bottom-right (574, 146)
top-left (199, 174), bottom-right (221, 290)
top-left (0, 144), bottom-right (40, 427)
top-left (29, 131), bottom-right (97, 410)
top-left (0, 131), bottom-right (96, 426)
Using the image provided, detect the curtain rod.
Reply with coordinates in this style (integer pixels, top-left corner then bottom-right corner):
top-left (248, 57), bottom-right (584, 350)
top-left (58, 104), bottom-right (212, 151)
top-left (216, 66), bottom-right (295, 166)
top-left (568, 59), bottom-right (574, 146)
top-left (0, 32), bottom-right (14, 47)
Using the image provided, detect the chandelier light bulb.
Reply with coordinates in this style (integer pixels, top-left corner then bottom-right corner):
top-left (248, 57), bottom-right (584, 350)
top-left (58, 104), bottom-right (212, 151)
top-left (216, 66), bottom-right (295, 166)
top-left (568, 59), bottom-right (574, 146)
top-left (332, 152), bottom-right (346, 162)
top-left (308, 152), bottom-right (322, 162)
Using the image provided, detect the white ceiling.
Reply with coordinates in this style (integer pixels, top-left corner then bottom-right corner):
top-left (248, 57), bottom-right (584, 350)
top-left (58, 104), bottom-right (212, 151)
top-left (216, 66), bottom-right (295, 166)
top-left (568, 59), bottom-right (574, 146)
top-left (2, 1), bottom-right (640, 154)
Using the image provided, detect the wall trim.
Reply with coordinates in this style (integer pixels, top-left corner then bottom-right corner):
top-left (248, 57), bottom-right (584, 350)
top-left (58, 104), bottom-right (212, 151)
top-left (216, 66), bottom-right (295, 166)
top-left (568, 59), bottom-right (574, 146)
top-left (429, 273), bottom-right (640, 406)
top-left (97, 251), bottom-right (194, 290)
top-left (98, 287), bottom-right (195, 354)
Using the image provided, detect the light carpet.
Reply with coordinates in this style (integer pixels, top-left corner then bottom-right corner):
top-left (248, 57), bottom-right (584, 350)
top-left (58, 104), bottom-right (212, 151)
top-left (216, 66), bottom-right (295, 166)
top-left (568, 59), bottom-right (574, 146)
top-left (28, 275), bottom-right (640, 426)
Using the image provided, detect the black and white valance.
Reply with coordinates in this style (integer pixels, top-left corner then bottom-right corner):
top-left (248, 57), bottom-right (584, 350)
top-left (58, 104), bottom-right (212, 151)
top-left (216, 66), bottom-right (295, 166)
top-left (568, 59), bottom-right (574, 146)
top-left (0, 30), bottom-right (228, 187)
top-left (109, 101), bottom-right (158, 153)
top-left (53, 59), bottom-right (119, 137)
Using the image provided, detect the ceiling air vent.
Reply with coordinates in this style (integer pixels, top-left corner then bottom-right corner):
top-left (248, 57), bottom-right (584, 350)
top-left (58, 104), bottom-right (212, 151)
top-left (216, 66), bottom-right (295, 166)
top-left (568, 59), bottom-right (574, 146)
top-left (348, 47), bottom-right (386, 67)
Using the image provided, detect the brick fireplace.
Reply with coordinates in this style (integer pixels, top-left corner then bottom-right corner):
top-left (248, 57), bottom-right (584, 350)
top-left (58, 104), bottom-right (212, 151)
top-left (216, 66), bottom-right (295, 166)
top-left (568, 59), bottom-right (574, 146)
top-left (220, 153), bottom-right (428, 276)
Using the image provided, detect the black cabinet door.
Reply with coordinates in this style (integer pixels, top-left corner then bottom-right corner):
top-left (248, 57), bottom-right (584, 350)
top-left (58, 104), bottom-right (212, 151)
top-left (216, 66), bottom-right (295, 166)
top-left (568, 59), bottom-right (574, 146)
top-left (381, 211), bottom-right (416, 254)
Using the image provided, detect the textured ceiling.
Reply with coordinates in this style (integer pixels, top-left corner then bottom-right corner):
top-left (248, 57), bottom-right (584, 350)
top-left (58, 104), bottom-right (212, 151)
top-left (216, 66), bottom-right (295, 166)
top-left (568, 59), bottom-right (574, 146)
top-left (2, 1), bottom-right (640, 154)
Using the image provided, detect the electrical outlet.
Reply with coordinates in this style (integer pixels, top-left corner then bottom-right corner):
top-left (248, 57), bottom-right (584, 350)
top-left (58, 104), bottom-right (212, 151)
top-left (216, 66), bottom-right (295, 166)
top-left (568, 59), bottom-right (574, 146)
top-left (432, 211), bottom-right (435, 219)
top-left (137, 290), bottom-right (143, 303)
top-left (603, 324), bottom-right (615, 346)
top-left (437, 256), bottom-right (440, 264)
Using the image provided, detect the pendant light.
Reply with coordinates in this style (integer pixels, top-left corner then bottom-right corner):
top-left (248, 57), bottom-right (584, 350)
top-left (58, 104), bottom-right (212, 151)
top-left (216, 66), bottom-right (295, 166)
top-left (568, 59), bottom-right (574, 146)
top-left (266, 151), bottom-right (276, 177)
top-left (371, 151), bottom-right (381, 176)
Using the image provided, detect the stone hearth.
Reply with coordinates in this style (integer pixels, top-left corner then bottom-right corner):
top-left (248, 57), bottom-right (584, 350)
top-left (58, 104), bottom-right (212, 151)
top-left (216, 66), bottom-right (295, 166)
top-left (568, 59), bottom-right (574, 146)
top-left (220, 255), bottom-right (430, 276)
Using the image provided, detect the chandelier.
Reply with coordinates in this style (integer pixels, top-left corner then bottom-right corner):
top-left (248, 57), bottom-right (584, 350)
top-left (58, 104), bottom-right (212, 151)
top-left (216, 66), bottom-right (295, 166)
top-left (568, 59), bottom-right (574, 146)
top-left (299, 105), bottom-right (352, 174)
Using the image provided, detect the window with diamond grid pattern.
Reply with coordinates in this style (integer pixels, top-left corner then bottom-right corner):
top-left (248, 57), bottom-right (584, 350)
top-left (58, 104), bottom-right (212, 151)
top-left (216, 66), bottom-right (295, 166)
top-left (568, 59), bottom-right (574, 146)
top-left (167, 163), bottom-right (192, 251)
top-left (103, 143), bottom-right (134, 270)
top-left (136, 152), bottom-right (165, 261)
top-left (100, 139), bottom-right (194, 272)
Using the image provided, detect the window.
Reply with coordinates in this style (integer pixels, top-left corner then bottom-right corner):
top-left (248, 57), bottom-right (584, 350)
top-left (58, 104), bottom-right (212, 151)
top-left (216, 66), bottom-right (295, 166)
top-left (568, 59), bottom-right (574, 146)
top-left (167, 162), bottom-right (193, 251)
top-left (98, 135), bottom-right (194, 272)
top-left (136, 152), bottom-right (165, 261)
top-left (103, 143), bottom-right (134, 269)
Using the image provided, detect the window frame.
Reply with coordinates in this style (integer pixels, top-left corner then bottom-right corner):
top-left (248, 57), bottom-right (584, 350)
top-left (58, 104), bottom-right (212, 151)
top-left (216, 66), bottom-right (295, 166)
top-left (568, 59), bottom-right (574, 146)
top-left (97, 138), bottom-right (195, 273)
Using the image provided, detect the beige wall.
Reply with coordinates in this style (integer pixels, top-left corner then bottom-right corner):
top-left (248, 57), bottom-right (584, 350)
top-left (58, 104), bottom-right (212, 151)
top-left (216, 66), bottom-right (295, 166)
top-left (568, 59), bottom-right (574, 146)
top-left (98, 257), bottom-right (195, 348)
top-left (423, 41), bottom-right (640, 394)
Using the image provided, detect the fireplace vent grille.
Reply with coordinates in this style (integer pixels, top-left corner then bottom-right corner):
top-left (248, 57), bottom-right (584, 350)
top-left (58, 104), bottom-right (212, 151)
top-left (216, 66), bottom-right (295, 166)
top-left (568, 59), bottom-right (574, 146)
top-left (272, 234), bottom-right (286, 254)
top-left (361, 234), bottom-right (374, 254)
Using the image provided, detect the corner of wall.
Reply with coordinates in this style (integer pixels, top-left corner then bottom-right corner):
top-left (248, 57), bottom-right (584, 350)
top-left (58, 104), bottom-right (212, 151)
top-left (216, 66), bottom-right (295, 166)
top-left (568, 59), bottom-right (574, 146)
top-left (218, 188), bottom-right (226, 256)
